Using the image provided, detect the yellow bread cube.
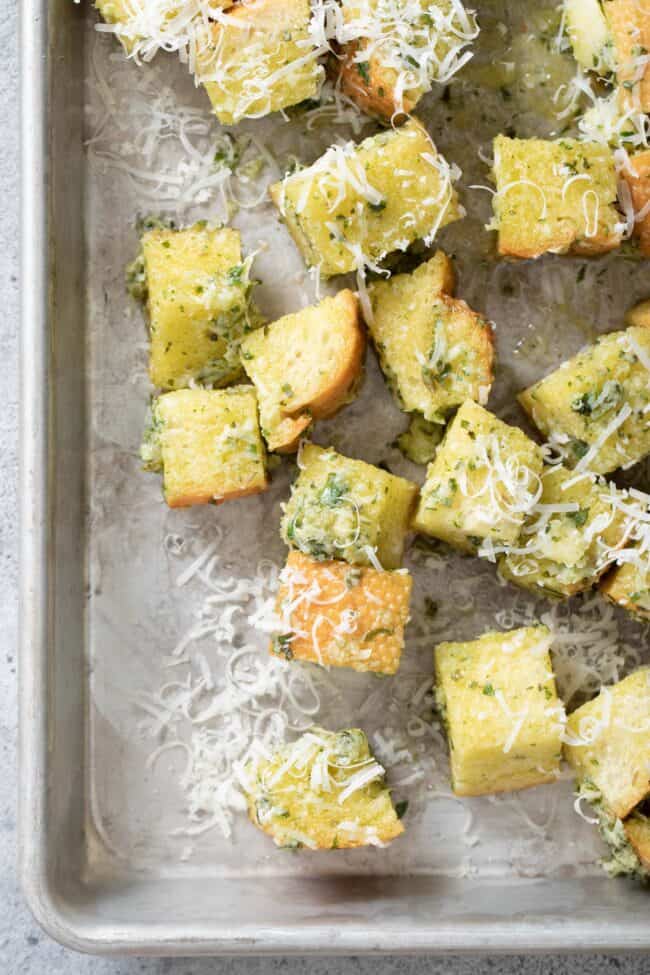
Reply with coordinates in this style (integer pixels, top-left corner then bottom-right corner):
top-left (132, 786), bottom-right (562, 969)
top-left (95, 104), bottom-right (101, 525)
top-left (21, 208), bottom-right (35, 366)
top-left (133, 224), bottom-right (261, 391)
top-left (241, 290), bottom-right (364, 453)
top-left (95, 0), bottom-right (231, 54)
top-left (196, 0), bottom-right (324, 125)
top-left (491, 135), bottom-right (622, 259)
top-left (270, 118), bottom-right (462, 277)
top-left (625, 298), bottom-right (650, 328)
top-left (434, 626), bottom-right (565, 796)
top-left (622, 150), bottom-right (650, 257)
top-left (242, 727), bottom-right (404, 849)
top-left (564, 0), bottom-right (615, 75)
top-left (564, 667), bottom-right (650, 819)
top-left (518, 324), bottom-right (650, 475)
top-left (600, 559), bottom-right (650, 622)
top-left (142, 387), bottom-right (267, 508)
top-left (605, 0), bottom-right (650, 113)
top-left (367, 254), bottom-right (494, 423)
top-left (624, 810), bottom-right (650, 872)
top-left (273, 551), bottom-right (412, 674)
top-left (282, 443), bottom-right (418, 569)
top-left (413, 401), bottom-right (544, 554)
top-left (336, 0), bottom-right (478, 119)
top-left (500, 467), bottom-right (630, 598)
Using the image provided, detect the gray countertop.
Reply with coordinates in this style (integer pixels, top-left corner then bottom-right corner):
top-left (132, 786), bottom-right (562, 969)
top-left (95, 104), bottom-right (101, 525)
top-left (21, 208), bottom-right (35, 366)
top-left (1, 0), bottom-right (647, 970)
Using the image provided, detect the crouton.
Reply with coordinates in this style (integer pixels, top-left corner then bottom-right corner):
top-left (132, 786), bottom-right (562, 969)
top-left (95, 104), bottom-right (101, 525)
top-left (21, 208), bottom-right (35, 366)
top-left (195, 0), bottom-right (324, 125)
top-left (518, 324), bottom-right (650, 475)
top-left (491, 135), bottom-right (622, 259)
top-left (141, 387), bottom-right (267, 508)
top-left (270, 118), bottom-right (462, 277)
top-left (625, 298), bottom-right (650, 328)
top-left (367, 255), bottom-right (494, 423)
top-left (273, 551), bottom-right (412, 674)
top-left (95, 0), bottom-right (231, 54)
top-left (605, 0), bottom-right (650, 113)
top-left (621, 150), bottom-right (650, 257)
top-left (240, 290), bottom-right (364, 453)
top-left (413, 400), bottom-right (544, 554)
top-left (132, 223), bottom-right (261, 391)
top-left (434, 625), bottom-right (565, 796)
top-left (564, 0), bottom-right (616, 76)
top-left (242, 727), bottom-right (404, 849)
top-left (601, 558), bottom-right (650, 622)
top-left (564, 667), bottom-right (650, 820)
top-left (281, 443), bottom-right (418, 569)
top-left (500, 467), bottom-right (630, 598)
top-left (624, 810), bottom-right (650, 872)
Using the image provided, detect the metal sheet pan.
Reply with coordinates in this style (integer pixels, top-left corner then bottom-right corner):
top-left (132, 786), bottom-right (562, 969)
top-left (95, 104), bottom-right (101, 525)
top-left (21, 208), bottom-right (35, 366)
top-left (19, 0), bottom-right (650, 955)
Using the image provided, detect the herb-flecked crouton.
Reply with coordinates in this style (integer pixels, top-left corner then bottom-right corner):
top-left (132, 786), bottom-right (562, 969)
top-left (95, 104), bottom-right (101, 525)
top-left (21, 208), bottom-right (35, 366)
top-left (599, 488), bottom-right (650, 621)
top-left (605, 0), bottom-right (650, 113)
top-left (621, 150), bottom-right (650, 257)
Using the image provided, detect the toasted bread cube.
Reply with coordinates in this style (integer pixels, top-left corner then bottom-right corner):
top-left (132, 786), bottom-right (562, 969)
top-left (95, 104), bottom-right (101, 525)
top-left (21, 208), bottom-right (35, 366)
top-left (270, 119), bottom-right (462, 277)
top-left (196, 0), bottom-right (324, 125)
top-left (367, 255), bottom-right (494, 423)
top-left (500, 467), bottom-right (630, 598)
top-left (95, 0), bottom-right (139, 53)
top-left (273, 551), bottom-right (412, 674)
top-left (336, 0), bottom-right (478, 119)
top-left (624, 810), bottom-right (650, 873)
top-left (519, 324), bottom-right (650, 475)
top-left (491, 136), bottom-right (622, 259)
top-left (134, 224), bottom-right (261, 391)
top-left (564, 668), bottom-right (650, 820)
top-left (142, 387), bottom-right (267, 508)
top-left (564, 0), bottom-right (615, 75)
top-left (413, 401), bottom-right (544, 554)
top-left (242, 727), bottom-right (404, 849)
top-left (241, 290), bottom-right (364, 453)
top-left (622, 150), bottom-right (650, 257)
top-left (95, 0), bottom-right (231, 54)
top-left (625, 298), bottom-right (650, 328)
top-left (434, 626), bottom-right (564, 796)
top-left (600, 560), bottom-right (650, 622)
top-left (282, 444), bottom-right (418, 569)
top-left (605, 0), bottom-right (650, 113)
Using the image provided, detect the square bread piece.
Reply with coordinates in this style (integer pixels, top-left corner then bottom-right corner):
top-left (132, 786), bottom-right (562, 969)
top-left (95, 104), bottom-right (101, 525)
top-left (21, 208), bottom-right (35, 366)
top-left (367, 253), bottom-right (494, 424)
top-left (142, 387), bottom-right (267, 508)
top-left (137, 224), bottom-right (260, 391)
top-left (336, 0), bottom-right (478, 119)
top-left (563, 0), bottom-right (616, 76)
top-left (600, 555), bottom-right (650, 622)
top-left (281, 443), bottom-right (418, 569)
top-left (195, 0), bottom-right (324, 125)
top-left (95, 0), bottom-right (232, 53)
top-left (491, 136), bottom-right (622, 259)
top-left (413, 400), bottom-right (544, 554)
top-left (518, 324), bottom-right (650, 475)
top-left (242, 727), bottom-right (404, 849)
top-left (270, 118), bottom-right (462, 277)
top-left (499, 467), bottom-right (630, 598)
top-left (622, 150), bottom-right (650, 257)
top-left (240, 290), bottom-right (364, 453)
top-left (564, 667), bottom-right (650, 820)
top-left (623, 809), bottom-right (650, 874)
top-left (434, 625), bottom-right (565, 796)
top-left (273, 551), bottom-right (412, 674)
top-left (605, 0), bottom-right (650, 112)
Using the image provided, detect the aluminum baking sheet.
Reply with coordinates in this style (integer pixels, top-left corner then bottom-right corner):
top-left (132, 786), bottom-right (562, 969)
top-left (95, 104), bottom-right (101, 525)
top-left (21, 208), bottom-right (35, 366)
top-left (20, 0), bottom-right (650, 955)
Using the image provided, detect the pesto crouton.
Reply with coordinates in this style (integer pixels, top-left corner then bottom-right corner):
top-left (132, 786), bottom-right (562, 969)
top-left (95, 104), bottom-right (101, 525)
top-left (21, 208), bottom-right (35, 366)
top-left (336, 0), bottom-right (478, 119)
top-left (141, 387), bottom-right (267, 508)
top-left (491, 135), bottom-right (622, 259)
top-left (273, 551), bottom-right (412, 674)
top-left (621, 150), bottom-right (650, 257)
top-left (564, 0), bottom-right (616, 75)
top-left (564, 667), bottom-right (650, 820)
top-left (434, 626), bottom-right (565, 796)
top-left (623, 808), bottom-right (650, 874)
top-left (240, 290), bottom-right (364, 453)
top-left (518, 324), bottom-right (650, 475)
top-left (367, 254), bottom-right (494, 424)
top-left (601, 560), bottom-right (650, 622)
top-left (413, 401), bottom-right (544, 554)
top-left (499, 467), bottom-right (631, 598)
top-left (131, 223), bottom-right (261, 391)
top-left (242, 728), bottom-right (404, 849)
top-left (95, 0), bottom-right (232, 54)
top-left (605, 0), bottom-right (650, 113)
top-left (195, 0), bottom-right (324, 125)
top-left (270, 118), bottom-right (462, 277)
top-left (282, 443), bottom-right (418, 569)
top-left (625, 298), bottom-right (650, 328)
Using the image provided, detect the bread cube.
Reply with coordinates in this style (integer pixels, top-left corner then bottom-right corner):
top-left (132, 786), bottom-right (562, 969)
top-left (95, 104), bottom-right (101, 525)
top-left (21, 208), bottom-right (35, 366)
top-left (367, 254), bottom-right (494, 423)
top-left (196, 0), bottom-right (324, 125)
top-left (134, 223), bottom-right (261, 391)
top-left (281, 443), bottom-right (418, 569)
top-left (434, 626), bottom-right (564, 796)
top-left (622, 150), bottom-right (650, 257)
top-left (564, 667), bottom-right (650, 819)
top-left (413, 401), bottom-right (544, 554)
top-left (242, 727), bottom-right (404, 849)
top-left (336, 0), bottom-right (478, 118)
top-left (95, 0), bottom-right (231, 54)
top-left (270, 119), bottom-right (462, 277)
top-left (564, 0), bottom-right (616, 75)
top-left (623, 810), bottom-right (650, 873)
top-left (273, 551), bottom-right (412, 674)
top-left (518, 324), bottom-right (650, 475)
top-left (601, 558), bottom-right (650, 622)
top-left (625, 298), bottom-right (650, 329)
top-left (499, 467), bottom-right (630, 598)
top-left (491, 136), bottom-right (622, 259)
top-left (240, 290), bottom-right (364, 453)
top-left (605, 0), bottom-right (650, 113)
top-left (142, 387), bottom-right (267, 508)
